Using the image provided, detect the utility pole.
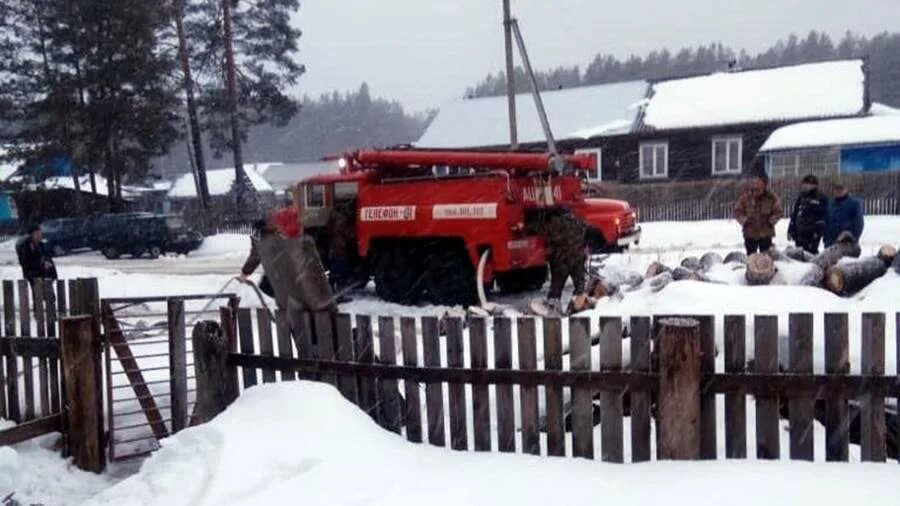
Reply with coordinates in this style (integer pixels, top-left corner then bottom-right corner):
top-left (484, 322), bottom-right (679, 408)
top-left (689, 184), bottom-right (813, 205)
top-left (221, 0), bottom-right (248, 211)
top-left (503, 0), bottom-right (518, 149)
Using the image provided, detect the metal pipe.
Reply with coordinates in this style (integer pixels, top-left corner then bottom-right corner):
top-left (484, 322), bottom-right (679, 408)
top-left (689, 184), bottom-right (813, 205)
top-left (510, 19), bottom-right (560, 167)
top-left (502, 0), bottom-right (518, 149)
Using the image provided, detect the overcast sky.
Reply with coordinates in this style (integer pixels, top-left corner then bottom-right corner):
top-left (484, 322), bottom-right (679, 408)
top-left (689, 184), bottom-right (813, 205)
top-left (295, 0), bottom-right (899, 113)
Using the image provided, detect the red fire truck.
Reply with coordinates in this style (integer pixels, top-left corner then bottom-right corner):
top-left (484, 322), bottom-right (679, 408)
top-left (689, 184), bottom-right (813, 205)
top-left (291, 149), bottom-right (640, 305)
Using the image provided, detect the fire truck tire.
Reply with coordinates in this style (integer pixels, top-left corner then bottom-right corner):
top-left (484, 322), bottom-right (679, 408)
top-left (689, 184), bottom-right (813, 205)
top-left (423, 249), bottom-right (477, 306)
top-left (374, 247), bottom-right (423, 305)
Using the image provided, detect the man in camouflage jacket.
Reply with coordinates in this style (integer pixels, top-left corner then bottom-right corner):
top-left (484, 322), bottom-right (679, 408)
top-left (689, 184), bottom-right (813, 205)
top-left (734, 176), bottom-right (783, 255)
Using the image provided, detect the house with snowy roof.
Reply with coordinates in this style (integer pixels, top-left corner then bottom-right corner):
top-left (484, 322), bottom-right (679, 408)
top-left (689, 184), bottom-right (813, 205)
top-left (166, 164), bottom-right (278, 218)
top-left (758, 108), bottom-right (900, 178)
top-left (418, 59), bottom-right (873, 185)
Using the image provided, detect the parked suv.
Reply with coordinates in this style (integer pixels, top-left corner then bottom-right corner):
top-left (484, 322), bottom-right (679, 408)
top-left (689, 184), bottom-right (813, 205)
top-left (84, 212), bottom-right (153, 250)
top-left (40, 217), bottom-right (90, 256)
top-left (97, 215), bottom-right (204, 259)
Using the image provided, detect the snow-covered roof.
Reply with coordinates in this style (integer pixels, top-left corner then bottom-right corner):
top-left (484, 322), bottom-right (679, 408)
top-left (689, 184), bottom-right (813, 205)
top-left (25, 174), bottom-right (142, 199)
top-left (167, 165), bottom-right (273, 199)
top-left (260, 161), bottom-right (339, 191)
top-left (417, 80), bottom-right (649, 148)
top-left (0, 146), bottom-right (22, 182)
top-left (642, 60), bottom-right (866, 130)
top-left (759, 115), bottom-right (900, 152)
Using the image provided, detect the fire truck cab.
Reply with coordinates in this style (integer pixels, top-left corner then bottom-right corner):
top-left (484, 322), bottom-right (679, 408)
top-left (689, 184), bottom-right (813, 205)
top-left (292, 149), bottom-right (640, 306)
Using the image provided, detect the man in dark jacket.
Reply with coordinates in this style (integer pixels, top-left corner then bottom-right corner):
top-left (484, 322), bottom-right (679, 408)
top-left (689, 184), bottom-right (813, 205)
top-left (824, 183), bottom-right (864, 246)
top-left (526, 209), bottom-right (589, 312)
top-left (16, 224), bottom-right (58, 286)
top-left (734, 176), bottom-right (783, 255)
top-left (788, 174), bottom-right (828, 254)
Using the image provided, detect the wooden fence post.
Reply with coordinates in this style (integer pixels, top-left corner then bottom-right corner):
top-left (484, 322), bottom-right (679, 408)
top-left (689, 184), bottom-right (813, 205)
top-left (192, 320), bottom-right (238, 424)
top-left (60, 315), bottom-right (105, 473)
top-left (657, 317), bottom-right (701, 460)
top-left (168, 298), bottom-right (188, 433)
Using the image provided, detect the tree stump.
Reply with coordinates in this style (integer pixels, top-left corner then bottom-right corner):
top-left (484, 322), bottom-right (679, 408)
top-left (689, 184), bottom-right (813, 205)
top-left (192, 320), bottom-right (238, 424)
top-left (825, 256), bottom-right (888, 296)
top-left (746, 253), bottom-right (776, 285)
top-left (724, 251), bottom-right (747, 265)
top-left (657, 317), bottom-right (701, 460)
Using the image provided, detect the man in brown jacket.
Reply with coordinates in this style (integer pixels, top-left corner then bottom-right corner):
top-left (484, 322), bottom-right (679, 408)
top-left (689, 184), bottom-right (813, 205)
top-left (734, 176), bottom-right (783, 255)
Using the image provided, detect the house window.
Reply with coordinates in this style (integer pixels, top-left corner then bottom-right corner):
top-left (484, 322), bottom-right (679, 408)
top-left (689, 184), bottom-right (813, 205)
top-left (305, 184), bottom-right (325, 208)
top-left (767, 149), bottom-right (840, 179)
top-left (639, 141), bottom-right (668, 179)
top-left (712, 136), bottom-right (742, 174)
top-left (575, 148), bottom-right (602, 181)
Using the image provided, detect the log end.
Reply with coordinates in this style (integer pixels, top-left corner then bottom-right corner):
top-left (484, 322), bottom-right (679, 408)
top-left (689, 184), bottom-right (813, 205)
top-left (824, 266), bottom-right (845, 295)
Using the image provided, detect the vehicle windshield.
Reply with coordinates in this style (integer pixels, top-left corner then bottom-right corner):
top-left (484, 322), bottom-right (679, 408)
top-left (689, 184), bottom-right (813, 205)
top-left (165, 217), bottom-right (185, 229)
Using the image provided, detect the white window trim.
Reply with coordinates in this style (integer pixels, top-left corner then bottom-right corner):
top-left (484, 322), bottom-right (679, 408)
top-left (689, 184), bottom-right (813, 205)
top-left (639, 141), bottom-right (668, 180)
top-left (711, 135), bottom-right (743, 175)
top-left (574, 147), bottom-right (603, 181)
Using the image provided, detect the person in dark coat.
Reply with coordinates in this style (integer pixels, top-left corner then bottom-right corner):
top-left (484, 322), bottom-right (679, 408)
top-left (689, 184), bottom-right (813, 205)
top-left (16, 224), bottom-right (58, 294)
top-left (824, 183), bottom-right (864, 247)
top-left (526, 209), bottom-right (589, 312)
top-left (787, 174), bottom-right (829, 254)
top-left (734, 176), bottom-right (783, 255)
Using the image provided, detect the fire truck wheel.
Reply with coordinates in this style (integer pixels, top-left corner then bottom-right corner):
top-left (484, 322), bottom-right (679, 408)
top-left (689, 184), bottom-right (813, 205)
top-left (423, 249), bottom-right (477, 306)
top-left (374, 247), bottom-right (422, 305)
top-left (496, 266), bottom-right (547, 293)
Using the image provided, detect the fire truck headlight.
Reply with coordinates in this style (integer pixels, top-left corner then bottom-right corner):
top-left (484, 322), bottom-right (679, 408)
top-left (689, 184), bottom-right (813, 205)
top-left (338, 158), bottom-right (348, 170)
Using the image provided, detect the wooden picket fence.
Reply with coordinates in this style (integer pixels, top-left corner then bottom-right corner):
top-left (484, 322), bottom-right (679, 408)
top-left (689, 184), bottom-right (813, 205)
top-left (194, 308), bottom-right (900, 463)
top-left (0, 278), bottom-right (99, 447)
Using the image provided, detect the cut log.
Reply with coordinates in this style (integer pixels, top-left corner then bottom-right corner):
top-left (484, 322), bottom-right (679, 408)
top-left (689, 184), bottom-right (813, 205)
top-left (745, 253), bottom-right (776, 285)
top-left (724, 251), bottom-right (747, 265)
top-left (699, 252), bottom-right (723, 271)
top-left (876, 244), bottom-right (897, 266)
top-left (671, 266), bottom-right (707, 282)
top-left (799, 264), bottom-right (826, 287)
top-left (893, 251), bottom-right (900, 275)
top-left (587, 276), bottom-right (619, 299)
top-left (645, 261), bottom-right (671, 278)
top-left (824, 256), bottom-right (888, 296)
top-left (785, 246), bottom-right (816, 263)
top-left (813, 240), bottom-right (862, 270)
top-left (648, 272), bottom-right (673, 293)
top-left (680, 256), bottom-right (701, 271)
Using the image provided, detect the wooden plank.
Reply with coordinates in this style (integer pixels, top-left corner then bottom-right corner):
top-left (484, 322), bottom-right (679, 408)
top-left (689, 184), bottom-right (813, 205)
top-left (469, 317), bottom-right (490, 451)
top-left (422, 316), bottom-right (445, 447)
top-left (569, 316), bottom-right (593, 459)
top-left (275, 310), bottom-right (295, 381)
top-left (33, 281), bottom-right (49, 418)
top-left (788, 313), bottom-right (814, 461)
top-left (237, 307), bottom-right (257, 388)
top-left (56, 280), bottom-right (67, 319)
top-left (0, 414), bottom-right (61, 446)
top-left (355, 314), bottom-right (378, 420)
top-left (723, 315), bottom-right (746, 459)
top-left (629, 316), bottom-right (652, 463)
top-left (657, 317), bottom-right (701, 460)
top-left (754, 315), bottom-right (780, 459)
top-left (18, 280), bottom-right (34, 421)
top-left (334, 313), bottom-right (358, 402)
top-left (445, 317), bottom-right (467, 451)
top-left (314, 312), bottom-right (336, 386)
top-left (289, 310), bottom-right (315, 380)
top-left (377, 316), bottom-right (401, 433)
top-left (45, 280), bottom-right (61, 414)
top-left (256, 308), bottom-right (276, 384)
top-left (4, 281), bottom-right (19, 422)
top-left (400, 317), bottom-right (422, 443)
top-left (494, 317), bottom-right (515, 453)
top-left (168, 299), bottom-right (188, 433)
top-left (824, 312), bottom-right (849, 462)
top-left (517, 318), bottom-right (539, 455)
top-left (60, 315), bottom-right (105, 472)
top-left (599, 316), bottom-right (623, 463)
top-left (543, 317), bottom-right (565, 457)
top-left (696, 315), bottom-right (716, 460)
top-left (860, 312), bottom-right (886, 462)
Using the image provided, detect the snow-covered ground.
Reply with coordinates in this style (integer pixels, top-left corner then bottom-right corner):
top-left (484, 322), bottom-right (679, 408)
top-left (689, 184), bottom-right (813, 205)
top-left (1, 217), bottom-right (899, 504)
top-left (85, 382), bottom-right (898, 506)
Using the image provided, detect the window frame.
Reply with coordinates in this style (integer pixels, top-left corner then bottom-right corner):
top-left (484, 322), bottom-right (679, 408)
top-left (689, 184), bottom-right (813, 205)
top-left (638, 141), bottom-right (669, 180)
top-left (304, 183), bottom-right (327, 209)
top-left (574, 147), bottom-right (603, 181)
top-left (711, 135), bottom-right (743, 175)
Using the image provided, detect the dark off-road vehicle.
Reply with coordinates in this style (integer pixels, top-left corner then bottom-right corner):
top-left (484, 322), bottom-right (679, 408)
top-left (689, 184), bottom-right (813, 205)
top-left (97, 215), bottom-right (203, 259)
top-left (41, 217), bottom-right (91, 256)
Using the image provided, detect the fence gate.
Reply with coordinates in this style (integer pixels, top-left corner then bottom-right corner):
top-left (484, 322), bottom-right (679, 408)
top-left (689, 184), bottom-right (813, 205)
top-left (101, 293), bottom-right (237, 460)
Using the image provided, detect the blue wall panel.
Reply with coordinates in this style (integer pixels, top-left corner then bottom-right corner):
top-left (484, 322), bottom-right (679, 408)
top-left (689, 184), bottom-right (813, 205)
top-left (840, 144), bottom-right (900, 173)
